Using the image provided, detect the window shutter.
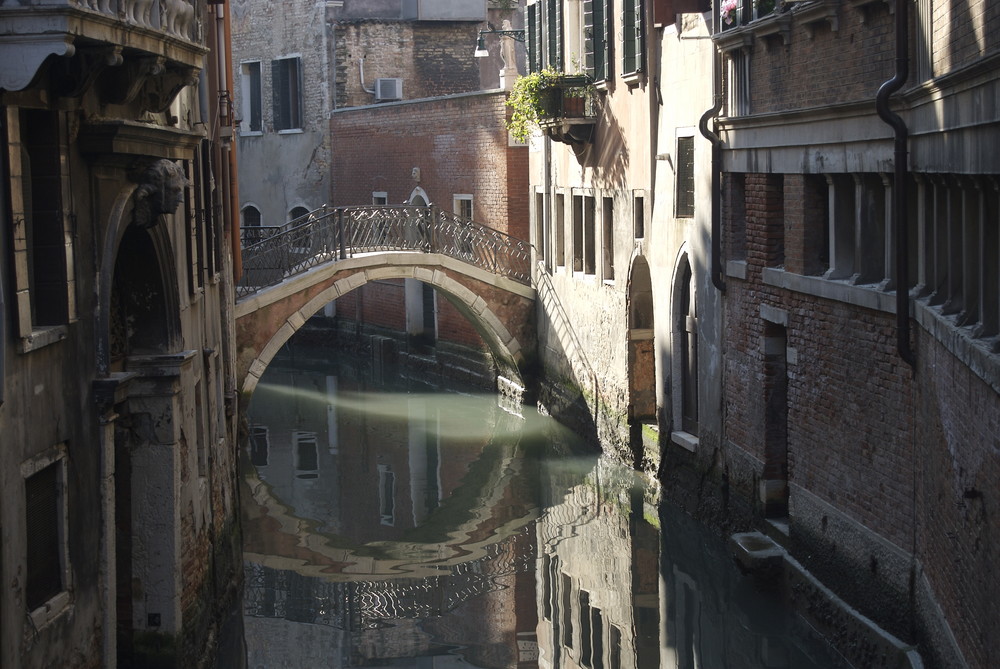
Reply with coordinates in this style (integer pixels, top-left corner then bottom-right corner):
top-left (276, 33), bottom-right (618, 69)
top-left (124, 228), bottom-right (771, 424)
top-left (249, 63), bottom-right (262, 131)
top-left (527, 3), bottom-right (541, 73)
top-left (622, 0), bottom-right (636, 74)
top-left (546, 0), bottom-right (563, 70)
top-left (634, 0), bottom-right (645, 73)
top-left (271, 59), bottom-right (286, 131)
top-left (584, 0), bottom-right (595, 77)
top-left (602, 0), bottom-right (612, 80)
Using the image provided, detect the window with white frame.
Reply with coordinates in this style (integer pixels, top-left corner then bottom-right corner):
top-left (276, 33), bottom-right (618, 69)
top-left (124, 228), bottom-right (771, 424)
top-left (294, 431), bottom-right (318, 479)
top-left (240, 61), bottom-right (262, 134)
top-left (633, 191), bottom-right (646, 239)
top-left (372, 191), bottom-right (388, 205)
top-left (271, 56), bottom-right (303, 131)
top-left (453, 194), bottom-right (473, 220)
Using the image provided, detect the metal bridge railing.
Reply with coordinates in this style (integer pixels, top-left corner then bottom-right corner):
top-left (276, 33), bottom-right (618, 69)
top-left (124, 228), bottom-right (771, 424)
top-left (237, 205), bottom-right (531, 298)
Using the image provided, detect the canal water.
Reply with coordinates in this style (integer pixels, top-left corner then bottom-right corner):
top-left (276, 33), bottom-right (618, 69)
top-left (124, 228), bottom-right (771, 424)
top-left (241, 341), bottom-right (850, 668)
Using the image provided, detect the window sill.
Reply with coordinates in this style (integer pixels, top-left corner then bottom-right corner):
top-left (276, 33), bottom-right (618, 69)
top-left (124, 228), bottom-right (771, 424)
top-left (277, 128), bottom-right (304, 135)
top-left (671, 430), bottom-right (699, 452)
top-left (621, 71), bottom-right (644, 89)
top-left (29, 590), bottom-right (71, 630)
top-left (20, 325), bottom-right (68, 353)
top-left (762, 267), bottom-right (897, 313)
top-left (727, 259), bottom-right (748, 280)
top-left (914, 300), bottom-right (1000, 394)
top-left (239, 130), bottom-right (263, 137)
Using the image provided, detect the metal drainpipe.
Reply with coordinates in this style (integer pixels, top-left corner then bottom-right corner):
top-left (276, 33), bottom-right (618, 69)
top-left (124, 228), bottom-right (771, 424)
top-left (875, 0), bottom-right (915, 366)
top-left (698, 45), bottom-right (725, 294)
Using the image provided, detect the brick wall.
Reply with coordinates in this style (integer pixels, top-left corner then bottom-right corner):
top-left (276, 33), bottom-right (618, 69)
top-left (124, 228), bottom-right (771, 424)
top-left (330, 91), bottom-right (527, 238)
top-left (335, 21), bottom-right (482, 109)
top-left (747, 4), bottom-right (894, 114)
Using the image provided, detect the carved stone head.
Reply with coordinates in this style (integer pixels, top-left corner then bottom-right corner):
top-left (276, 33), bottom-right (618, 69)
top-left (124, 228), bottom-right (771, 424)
top-left (132, 159), bottom-right (188, 228)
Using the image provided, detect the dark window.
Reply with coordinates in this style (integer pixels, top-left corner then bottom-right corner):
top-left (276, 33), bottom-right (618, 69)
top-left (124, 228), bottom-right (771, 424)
top-left (676, 136), bottom-right (695, 218)
top-left (633, 193), bottom-right (645, 239)
top-left (25, 462), bottom-right (63, 611)
top-left (271, 57), bottom-right (302, 131)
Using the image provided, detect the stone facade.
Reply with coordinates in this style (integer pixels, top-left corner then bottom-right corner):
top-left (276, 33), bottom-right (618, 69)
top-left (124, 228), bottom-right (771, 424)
top-left (0, 2), bottom-right (242, 668)
top-left (525, 2), bottom-right (719, 471)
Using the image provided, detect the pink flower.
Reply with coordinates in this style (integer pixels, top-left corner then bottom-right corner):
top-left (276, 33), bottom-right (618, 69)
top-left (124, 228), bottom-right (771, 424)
top-left (721, 0), bottom-right (739, 25)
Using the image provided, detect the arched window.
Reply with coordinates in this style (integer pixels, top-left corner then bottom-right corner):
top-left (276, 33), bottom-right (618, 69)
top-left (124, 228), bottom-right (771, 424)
top-left (289, 206), bottom-right (309, 223)
top-left (241, 205), bottom-right (262, 245)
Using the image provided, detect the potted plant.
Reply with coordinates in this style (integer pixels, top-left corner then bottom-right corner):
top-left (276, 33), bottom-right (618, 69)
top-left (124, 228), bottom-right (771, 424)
top-left (720, 0), bottom-right (740, 27)
top-left (506, 68), bottom-right (595, 142)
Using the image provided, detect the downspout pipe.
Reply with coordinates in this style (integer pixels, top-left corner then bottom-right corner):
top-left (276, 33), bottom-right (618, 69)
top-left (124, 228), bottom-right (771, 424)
top-left (698, 45), bottom-right (725, 294)
top-left (875, 0), bottom-right (914, 366)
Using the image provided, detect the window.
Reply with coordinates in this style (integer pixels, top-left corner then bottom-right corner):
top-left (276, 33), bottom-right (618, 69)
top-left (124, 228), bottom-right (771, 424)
top-left (249, 425), bottom-right (269, 468)
top-left (555, 192), bottom-right (566, 267)
top-left (602, 196), bottom-right (615, 280)
top-left (727, 49), bottom-right (750, 116)
top-left (23, 449), bottom-right (69, 622)
top-left (240, 61), bottom-right (262, 133)
top-left (378, 464), bottom-right (396, 525)
top-left (453, 194), bottom-right (473, 220)
top-left (633, 192), bottom-right (645, 239)
top-left (6, 107), bottom-right (74, 343)
top-left (584, 195), bottom-right (596, 275)
top-left (573, 194), bottom-right (584, 272)
top-left (676, 135), bottom-right (695, 218)
top-left (289, 206), bottom-right (310, 224)
top-left (584, 0), bottom-right (611, 82)
top-left (534, 190), bottom-right (547, 264)
top-left (622, 0), bottom-right (645, 76)
top-left (241, 205), bottom-right (263, 246)
top-left (372, 191), bottom-right (388, 205)
top-left (271, 57), bottom-right (303, 131)
top-left (294, 431), bottom-right (318, 479)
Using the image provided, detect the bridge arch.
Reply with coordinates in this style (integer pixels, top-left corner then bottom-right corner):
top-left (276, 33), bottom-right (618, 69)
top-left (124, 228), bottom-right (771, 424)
top-left (236, 253), bottom-right (535, 400)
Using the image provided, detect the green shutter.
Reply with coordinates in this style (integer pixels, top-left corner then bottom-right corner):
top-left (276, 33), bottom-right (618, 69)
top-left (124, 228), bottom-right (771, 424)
top-left (527, 4), bottom-right (540, 73)
top-left (584, 0), bottom-right (608, 81)
top-left (622, 0), bottom-right (635, 74)
top-left (271, 59), bottom-right (286, 131)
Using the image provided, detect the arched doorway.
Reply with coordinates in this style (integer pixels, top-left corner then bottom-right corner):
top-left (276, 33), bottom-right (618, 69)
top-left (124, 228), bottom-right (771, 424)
top-left (671, 255), bottom-right (698, 437)
top-left (627, 257), bottom-right (656, 422)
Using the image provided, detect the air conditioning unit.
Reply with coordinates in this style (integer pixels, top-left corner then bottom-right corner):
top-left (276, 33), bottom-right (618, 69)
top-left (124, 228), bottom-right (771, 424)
top-left (375, 78), bottom-right (403, 102)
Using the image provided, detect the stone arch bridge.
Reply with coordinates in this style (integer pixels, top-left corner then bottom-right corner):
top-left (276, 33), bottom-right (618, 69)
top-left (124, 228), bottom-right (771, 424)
top-left (234, 205), bottom-right (536, 400)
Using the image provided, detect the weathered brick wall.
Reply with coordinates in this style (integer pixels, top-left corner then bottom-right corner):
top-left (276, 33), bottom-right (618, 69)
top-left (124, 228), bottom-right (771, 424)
top-left (330, 91), bottom-right (526, 239)
top-left (335, 20), bottom-right (482, 109)
top-left (930, 0), bottom-right (1000, 75)
top-left (747, 4), bottom-right (894, 114)
top-left (914, 334), bottom-right (1000, 669)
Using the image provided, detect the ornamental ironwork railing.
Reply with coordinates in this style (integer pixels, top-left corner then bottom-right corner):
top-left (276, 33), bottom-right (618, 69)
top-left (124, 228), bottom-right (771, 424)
top-left (237, 205), bottom-right (531, 298)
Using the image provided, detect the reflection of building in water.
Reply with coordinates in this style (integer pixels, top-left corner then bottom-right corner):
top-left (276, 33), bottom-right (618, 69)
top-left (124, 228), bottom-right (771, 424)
top-left (536, 459), bottom-right (847, 669)
top-left (535, 458), bottom-right (660, 669)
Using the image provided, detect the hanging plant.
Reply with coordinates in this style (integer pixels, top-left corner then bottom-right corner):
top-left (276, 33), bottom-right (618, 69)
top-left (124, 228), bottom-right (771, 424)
top-left (506, 69), bottom-right (596, 142)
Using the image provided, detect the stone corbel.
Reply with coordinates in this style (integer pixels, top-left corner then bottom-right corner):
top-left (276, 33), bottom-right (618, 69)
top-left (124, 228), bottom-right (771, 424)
top-left (103, 55), bottom-right (166, 105)
top-left (137, 64), bottom-right (200, 114)
top-left (57, 45), bottom-right (124, 98)
top-left (0, 35), bottom-right (76, 92)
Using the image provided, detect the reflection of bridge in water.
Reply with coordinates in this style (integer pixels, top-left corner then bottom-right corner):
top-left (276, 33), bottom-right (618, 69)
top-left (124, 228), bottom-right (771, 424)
top-left (234, 205), bottom-right (538, 397)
